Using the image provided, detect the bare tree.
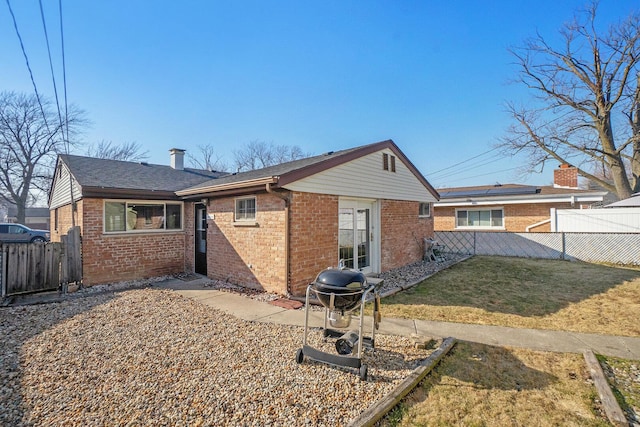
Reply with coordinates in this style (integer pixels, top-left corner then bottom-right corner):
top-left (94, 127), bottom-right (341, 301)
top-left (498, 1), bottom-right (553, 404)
top-left (0, 91), bottom-right (85, 223)
top-left (499, 3), bottom-right (640, 199)
top-left (187, 143), bottom-right (228, 172)
top-left (85, 140), bottom-right (149, 162)
top-left (233, 140), bottom-right (308, 172)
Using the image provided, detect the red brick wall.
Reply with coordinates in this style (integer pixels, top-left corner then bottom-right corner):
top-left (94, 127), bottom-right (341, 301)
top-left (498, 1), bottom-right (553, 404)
top-left (434, 202), bottom-right (577, 232)
top-left (184, 201), bottom-right (196, 272)
top-left (206, 193), bottom-right (287, 294)
top-left (433, 206), bottom-right (455, 232)
top-left (380, 200), bottom-right (434, 271)
top-left (289, 192), bottom-right (339, 296)
top-left (50, 201), bottom-right (83, 242)
top-left (79, 198), bottom-right (186, 285)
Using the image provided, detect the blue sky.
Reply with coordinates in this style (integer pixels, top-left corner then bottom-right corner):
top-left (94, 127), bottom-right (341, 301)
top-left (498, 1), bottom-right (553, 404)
top-left (2, 1), bottom-right (637, 188)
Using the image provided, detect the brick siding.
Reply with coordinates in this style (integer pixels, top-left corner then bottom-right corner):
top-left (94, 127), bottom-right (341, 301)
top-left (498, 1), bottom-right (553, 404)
top-left (52, 198), bottom-right (187, 285)
top-left (288, 192), bottom-right (339, 296)
top-left (50, 201), bottom-right (83, 242)
top-left (183, 201), bottom-right (196, 272)
top-left (50, 194), bottom-right (438, 294)
top-left (380, 199), bottom-right (434, 271)
top-left (206, 193), bottom-right (287, 294)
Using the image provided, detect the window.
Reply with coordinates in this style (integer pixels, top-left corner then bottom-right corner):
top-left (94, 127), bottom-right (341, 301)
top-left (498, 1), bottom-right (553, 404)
top-left (104, 201), bottom-right (182, 233)
top-left (235, 197), bottom-right (256, 221)
top-left (456, 208), bottom-right (504, 229)
top-left (419, 202), bottom-right (431, 217)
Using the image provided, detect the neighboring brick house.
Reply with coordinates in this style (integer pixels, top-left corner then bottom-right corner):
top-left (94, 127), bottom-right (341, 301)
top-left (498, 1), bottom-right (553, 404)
top-left (434, 164), bottom-right (607, 232)
top-left (49, 140), bottom-right (439, 296)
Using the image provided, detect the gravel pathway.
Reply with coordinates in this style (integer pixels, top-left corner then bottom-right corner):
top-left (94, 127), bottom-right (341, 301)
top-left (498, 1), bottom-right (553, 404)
top-left (1, 288), bottom-right (435, 426)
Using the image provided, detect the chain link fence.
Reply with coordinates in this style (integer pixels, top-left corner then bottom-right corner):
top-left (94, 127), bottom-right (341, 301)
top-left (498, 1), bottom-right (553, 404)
top-left (434, 231), bottom-right (640, 265)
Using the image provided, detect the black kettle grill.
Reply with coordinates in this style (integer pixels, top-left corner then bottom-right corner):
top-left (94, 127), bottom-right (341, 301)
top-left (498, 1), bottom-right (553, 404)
top-left (295, 265), bottom-right (382, 381)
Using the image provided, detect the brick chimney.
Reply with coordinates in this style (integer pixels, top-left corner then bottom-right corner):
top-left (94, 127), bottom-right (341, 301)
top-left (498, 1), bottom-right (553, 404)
top-left (554, 163), bottom-right (578, 188)
top-left (169, 148), bottom-right (185, 170)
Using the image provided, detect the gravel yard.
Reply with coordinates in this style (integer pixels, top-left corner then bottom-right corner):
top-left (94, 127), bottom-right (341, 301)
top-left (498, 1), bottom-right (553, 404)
top-left (1, 288), bottom-right (434, 426)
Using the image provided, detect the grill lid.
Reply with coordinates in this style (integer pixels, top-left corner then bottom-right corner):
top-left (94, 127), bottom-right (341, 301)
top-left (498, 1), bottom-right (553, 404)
top-left (314, 269), bottom-right (366, 289)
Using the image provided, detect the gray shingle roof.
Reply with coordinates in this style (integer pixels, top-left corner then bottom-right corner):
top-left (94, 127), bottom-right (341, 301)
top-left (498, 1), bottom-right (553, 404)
top-left (57, 140), bottom-right (439, 201)
top-left (59, 154), bottom-right (224, 193)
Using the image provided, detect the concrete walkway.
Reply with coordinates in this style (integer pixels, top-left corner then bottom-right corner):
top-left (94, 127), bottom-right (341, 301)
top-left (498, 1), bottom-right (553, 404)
top-left (155, 278), bottom-right (640, 360)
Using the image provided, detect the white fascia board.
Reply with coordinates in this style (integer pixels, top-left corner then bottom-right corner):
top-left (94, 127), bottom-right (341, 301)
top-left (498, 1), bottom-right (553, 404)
top-left (434, 194), bottom-right (605, 207)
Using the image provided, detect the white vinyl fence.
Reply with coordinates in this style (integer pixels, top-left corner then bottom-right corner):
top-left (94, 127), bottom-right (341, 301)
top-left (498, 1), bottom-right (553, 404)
top-left (551, 207), bottom-right (640, 233)
top-left (434, 231), bottom-right (640, 266)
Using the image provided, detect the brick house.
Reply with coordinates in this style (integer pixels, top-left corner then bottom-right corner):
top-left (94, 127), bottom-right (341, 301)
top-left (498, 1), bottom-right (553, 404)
top-left (434, 164), bottom-right (607, 232)
top-left (49, 140), bottom-right (439, 296)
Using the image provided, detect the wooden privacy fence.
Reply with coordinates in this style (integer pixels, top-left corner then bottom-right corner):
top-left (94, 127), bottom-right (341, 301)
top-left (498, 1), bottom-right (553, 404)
top-left (1, 227), bottom-right (82, 298)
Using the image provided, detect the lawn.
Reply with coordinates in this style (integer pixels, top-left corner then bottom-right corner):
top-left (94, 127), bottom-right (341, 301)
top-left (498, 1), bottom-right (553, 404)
top-left (381, 256), bottom-right (640, 337)
top-left (379, 256), bottom-right (640, 426)
top-left (383, 341), bottom-right (609, 427)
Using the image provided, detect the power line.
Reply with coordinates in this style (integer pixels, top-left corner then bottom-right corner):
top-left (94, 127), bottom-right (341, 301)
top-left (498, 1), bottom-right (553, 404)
top-left (438, 166), bottom-right (521, 186)
top-left (58, 0), bottom-right (70, 154)
top-left (39, 0), bottom-right (65, 141)
top-left (427, 147), bottom-right (500, 177)
top-left (5, 0), bottom-right (52, 133)
top-left (430, 153), bottom-right (506, 181)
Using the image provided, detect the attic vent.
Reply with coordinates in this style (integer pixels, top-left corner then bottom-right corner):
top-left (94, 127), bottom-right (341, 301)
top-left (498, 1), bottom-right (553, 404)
top-left (140, 162), bottom-right (149, 166)
top-left (325, 151), bottom-right (334, 155)
top-left (383, 153), bottom-right (396, 172)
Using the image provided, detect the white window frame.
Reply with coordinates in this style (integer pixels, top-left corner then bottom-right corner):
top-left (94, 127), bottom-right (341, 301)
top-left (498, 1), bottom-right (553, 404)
top-left (455, 207), bottom-right (504, 230)
top-left (103, 200), bottom-right (184, 234)
top-left (418, 202), bottom-right (431, 218)
top-left (234, 196), bottom-right (257, 222)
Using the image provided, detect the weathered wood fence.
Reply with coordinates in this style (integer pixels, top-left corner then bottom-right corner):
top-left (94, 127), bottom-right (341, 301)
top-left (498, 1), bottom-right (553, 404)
top-left (1, 227), bottom-right (82, 298)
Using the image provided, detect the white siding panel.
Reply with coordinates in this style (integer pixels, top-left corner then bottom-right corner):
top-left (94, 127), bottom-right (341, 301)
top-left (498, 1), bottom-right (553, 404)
top-left (284, 149), bottom-right (436, 202)
top-left (553, 208), bottom-right (640, 232)
top-left (49, 164), bottom-right (82, 209)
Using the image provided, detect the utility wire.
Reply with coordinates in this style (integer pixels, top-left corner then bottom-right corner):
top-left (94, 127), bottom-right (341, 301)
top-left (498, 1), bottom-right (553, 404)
top-left (428, 146), bottom-right (500, 176)
top-left (58, 0), bottom-right (70, 154)
top-left (429, 153), bottom-right (506, 181)
top-left (39, 0), bottom-right (65, 142)
top-left (438, 166), bottom-right (521, 186)
top-left (5, 0), bottom-right (51, 134)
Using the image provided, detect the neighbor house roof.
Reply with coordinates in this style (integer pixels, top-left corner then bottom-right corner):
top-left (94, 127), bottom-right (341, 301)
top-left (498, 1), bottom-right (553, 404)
top-left (176, 139), bottom-right (439, 199)
top-left (604, 193), bottom-right (640, 207)
top-left (7, 206), bottom-right (50, 218)
top-left (434, 183), bottom-right (606, 207)
top-left (55, 154), bottom-right (225, 199)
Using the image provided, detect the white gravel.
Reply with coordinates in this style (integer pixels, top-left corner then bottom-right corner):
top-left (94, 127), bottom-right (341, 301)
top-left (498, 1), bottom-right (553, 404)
top-left (0, 288), bottom-right (435, 426)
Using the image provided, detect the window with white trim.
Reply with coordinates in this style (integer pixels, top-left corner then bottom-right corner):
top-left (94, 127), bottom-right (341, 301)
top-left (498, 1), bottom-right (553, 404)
top-left (235, 197), bottom-right (256, 221)
top-left (456, 208), bottom-right (504, 229)
top-left (418, 202), bottom-right (431, 218)
top-left (104, 201), bottom-right (183, 233)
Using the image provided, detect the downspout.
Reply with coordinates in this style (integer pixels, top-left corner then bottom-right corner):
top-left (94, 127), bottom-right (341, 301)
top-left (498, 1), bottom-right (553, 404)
top-left (266, 183), bottom-right (291, 295)
top-left (525, 218), bottom-right (551, 232)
